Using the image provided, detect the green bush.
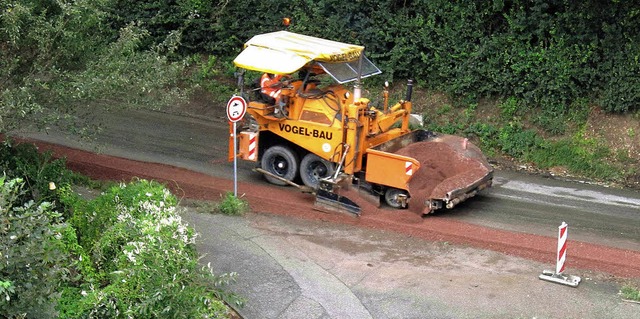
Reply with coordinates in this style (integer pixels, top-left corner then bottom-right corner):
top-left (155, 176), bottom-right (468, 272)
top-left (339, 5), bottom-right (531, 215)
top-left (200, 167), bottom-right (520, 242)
top-left (0, 176), bottom-right (71, 318)
top-left (0, 139), bottom-right (84, 204)
top-left (0, 0), bottom-right (188, 134)
top-left (0, 138), bottom-right (239, 318)
top-left (464, 122), bottom-right (500, 154)
top-left (621, 284), bottom-right (640, 301)
top-left (497, 122), bottom-right (543, 159)
top-left (216, 192), bottom-right (249, 216)
top-left (498, 97), bottom-right (521, 119)
top-left (3, 0), bottom-right (639, 137)
top-left (62, 180), bottom-right (173, 242)
top-left (58, 180), bottom-right (241, 318)
top-left (598, 43), bottom-right (640, 113)
top-left (196, 0), bottom-right (639, 115)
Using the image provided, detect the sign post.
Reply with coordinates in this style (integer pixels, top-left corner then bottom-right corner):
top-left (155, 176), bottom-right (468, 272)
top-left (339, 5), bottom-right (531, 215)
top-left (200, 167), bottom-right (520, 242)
top-left (226, 95), bottom-right (247, 197)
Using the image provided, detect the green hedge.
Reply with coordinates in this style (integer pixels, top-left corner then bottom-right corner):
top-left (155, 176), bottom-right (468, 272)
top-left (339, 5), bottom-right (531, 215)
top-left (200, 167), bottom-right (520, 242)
top-left (5, 0), bottom-right (637, 121)
top-left (105, 0), bottom-right (639, 114)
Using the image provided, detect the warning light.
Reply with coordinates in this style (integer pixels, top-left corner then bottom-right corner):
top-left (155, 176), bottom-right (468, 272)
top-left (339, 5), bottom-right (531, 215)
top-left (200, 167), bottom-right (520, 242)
top-left (282, 17), bottom-right (291, 27)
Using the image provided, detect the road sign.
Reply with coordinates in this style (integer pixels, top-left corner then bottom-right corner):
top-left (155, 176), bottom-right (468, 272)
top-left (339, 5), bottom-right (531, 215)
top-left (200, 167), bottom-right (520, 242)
top-left (227, 95), bottom-right (247, 197)
top-left (227, 96), bottom-right (247, 122)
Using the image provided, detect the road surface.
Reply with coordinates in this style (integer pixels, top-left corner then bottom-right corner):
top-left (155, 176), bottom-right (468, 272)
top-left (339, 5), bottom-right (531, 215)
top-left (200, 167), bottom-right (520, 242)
top-left (13, 108), bottom-right (640, 319)
top-left (17, 109), bottom-right (639, 251)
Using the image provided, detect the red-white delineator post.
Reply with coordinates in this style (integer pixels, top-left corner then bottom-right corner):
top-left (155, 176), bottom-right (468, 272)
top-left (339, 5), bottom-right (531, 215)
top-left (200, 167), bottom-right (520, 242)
top-left (248, 133), bottom-right (257, 161)
top-left (539, 222), bottom-right (581, 287)
top-left (556, 221), bottom-right (568, 274)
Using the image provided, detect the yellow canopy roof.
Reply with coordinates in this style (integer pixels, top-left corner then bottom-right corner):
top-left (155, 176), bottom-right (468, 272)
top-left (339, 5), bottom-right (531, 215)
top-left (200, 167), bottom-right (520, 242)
top-left (233, 31), bottom-right (365, 74)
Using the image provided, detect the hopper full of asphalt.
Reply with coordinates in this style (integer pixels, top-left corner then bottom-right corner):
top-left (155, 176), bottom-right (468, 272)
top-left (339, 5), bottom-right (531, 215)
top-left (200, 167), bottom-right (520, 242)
top-left (374, 130), bottom-right (493, 214)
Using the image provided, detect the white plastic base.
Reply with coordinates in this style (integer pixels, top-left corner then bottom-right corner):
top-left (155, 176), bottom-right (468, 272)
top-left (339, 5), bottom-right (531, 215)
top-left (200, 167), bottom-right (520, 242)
top-left (539, 270), bottom-right (581, 287)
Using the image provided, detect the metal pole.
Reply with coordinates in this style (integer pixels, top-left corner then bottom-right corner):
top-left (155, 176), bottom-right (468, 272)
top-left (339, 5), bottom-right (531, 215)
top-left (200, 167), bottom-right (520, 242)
top-left (353, 50), bottom-right (364, 100)
top-left (233, 121), bottom-right (238, 197)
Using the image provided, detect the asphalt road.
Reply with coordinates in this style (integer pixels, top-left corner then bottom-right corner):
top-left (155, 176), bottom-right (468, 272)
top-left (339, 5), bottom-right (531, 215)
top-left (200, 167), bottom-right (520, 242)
top-left (14, 108), bottom-right (640, 319)
top-left (18, 109), bottom-right (640, 251)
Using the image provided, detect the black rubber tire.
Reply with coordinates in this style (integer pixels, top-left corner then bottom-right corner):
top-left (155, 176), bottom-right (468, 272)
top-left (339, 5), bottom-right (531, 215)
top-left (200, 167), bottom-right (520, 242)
top-left (261, 145), bottom-right (299, 186)
top-left (299, 153), bottom-right (335, 189)
top-left (384, 188), bottom-right (409, 209)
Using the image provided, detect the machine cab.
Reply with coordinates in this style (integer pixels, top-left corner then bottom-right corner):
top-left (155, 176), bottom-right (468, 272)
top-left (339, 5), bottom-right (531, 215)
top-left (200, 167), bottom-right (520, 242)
top-left (233, 31), bottom-right (381, 122)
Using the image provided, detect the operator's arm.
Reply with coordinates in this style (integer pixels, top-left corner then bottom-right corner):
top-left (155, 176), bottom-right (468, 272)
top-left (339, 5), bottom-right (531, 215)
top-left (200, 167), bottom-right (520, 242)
top-left (262, 75), bottom-right (291, 89)
top-left (261, 77), bottom-right (277, 89)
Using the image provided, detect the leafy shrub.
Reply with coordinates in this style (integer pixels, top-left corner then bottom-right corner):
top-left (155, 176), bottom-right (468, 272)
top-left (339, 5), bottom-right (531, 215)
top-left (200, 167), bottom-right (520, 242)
top-left (598, 47), bottom-right (640, 113)
top-left (216, 192), bottom-right (249, 216)
top-left (58, 180), bottom-right (240, 318)
top-left (4, 0), bottom-right (640, 138)
top-left (498, 122), bottom-right (543, 158)
top-left (61, 180), bottom-right (177, 250)
top-left (0, 176), bottom-right (71, 318)
top-left (498, 97), bottom-right (521, 119)
top-left (465, 122), bottom-right (500, 154)
top-left (62, 180), bottom-right (177, 268)
top-left (200, 1), bottom-right (640, 115)
top-left (0, 139), bottom-right (84, 204)
top-left (0, 0), bottom-right (188, 134)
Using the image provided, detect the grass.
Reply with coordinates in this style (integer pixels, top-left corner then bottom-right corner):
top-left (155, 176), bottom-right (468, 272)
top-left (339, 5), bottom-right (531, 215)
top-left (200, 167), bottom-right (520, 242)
top-left (216, 192), bottom-right (249, 216)
top-left (418, 95), bottom-right (636, 186)
top-left (192, 193), bottom-right (249, 216)
top-left (621, 284), bottom-right (640, 302)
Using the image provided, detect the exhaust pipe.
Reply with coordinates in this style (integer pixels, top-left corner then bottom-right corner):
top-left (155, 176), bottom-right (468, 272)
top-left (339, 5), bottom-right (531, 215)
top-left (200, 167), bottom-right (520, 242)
top-left (405, 79), bottom-right (413, 102)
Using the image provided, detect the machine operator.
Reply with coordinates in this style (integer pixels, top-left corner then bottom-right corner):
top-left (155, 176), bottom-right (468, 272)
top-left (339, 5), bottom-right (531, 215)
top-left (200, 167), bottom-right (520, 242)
top-left (260, 73), bottom-right (290, 117)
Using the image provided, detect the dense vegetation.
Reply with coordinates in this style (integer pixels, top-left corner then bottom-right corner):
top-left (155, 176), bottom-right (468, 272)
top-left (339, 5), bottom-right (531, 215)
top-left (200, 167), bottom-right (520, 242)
top-left (0, 0), bottom-right (187, 134)
top-left (0, 141), bottom-right (241, 318)
top-left (3, 0), bottom-right (637, 184)
top-left (106, 0), bottom-right (639, 115)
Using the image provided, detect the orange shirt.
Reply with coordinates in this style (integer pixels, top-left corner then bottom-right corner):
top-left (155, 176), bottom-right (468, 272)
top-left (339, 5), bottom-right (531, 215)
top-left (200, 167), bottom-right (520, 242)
top-left (260, 73), bottom-right (284, 99)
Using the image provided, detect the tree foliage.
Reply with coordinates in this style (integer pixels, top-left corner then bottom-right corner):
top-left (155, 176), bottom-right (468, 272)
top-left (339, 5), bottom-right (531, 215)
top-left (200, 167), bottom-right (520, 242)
top-left (0, 0), bottom-right (187, 134)
top-left (0, 142), bottom-right (240, 318)
top-left (57, 180), bottom-right (239, 318)
top-left (0, 139), bottom-right (82, 204)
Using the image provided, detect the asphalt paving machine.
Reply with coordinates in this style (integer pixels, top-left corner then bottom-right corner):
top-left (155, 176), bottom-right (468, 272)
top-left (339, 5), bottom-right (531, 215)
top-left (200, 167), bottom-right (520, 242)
top-left (229, 31), bottom-right (493, 215)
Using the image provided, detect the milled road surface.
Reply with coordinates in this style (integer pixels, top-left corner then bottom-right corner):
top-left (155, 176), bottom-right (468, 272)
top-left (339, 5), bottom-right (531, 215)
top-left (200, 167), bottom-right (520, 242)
top-left (13, 108), bottom-right (640, 318)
